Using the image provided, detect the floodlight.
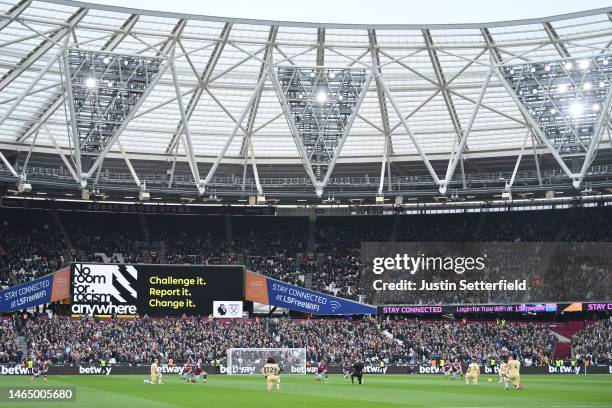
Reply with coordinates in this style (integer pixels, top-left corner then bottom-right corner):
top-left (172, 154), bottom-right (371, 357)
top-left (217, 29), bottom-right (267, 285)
top-left (570, 102), bottom-right (584, 116)
top-left (592, 103), bottom-right (600, 111)
top-left (599, 81), bottom-right (606, 88)
top-left (85, 77), bottom-right (96, 89)
top-left (603, 59), bottom-right (609, 66)
top-left (310, 71), bottom-right (316, 78)
top-left (550, 108), bottom-right (556, 114)
top-left (583, 82), bottom-right (592, 91)
top-left (532, 88), bottom-right (538, 94)
top-left (317, 91), bottom-right (327, 103)
top-left (530, 66), bottom-right (536, 73)
top-left (579, 60), bottom-right (590, 70)
top-left (103, 57), bottom-right (110, 64)
top-left (329, 71), bottom-right (335, 79)
top-left (564, 61), bottom-right (573, 70)
top-left (558, 83), bottom-right (569, 93)
top-left (338, 94), bottom-right (343, 101)
top-left (544, 65), bottom-right (551, 72)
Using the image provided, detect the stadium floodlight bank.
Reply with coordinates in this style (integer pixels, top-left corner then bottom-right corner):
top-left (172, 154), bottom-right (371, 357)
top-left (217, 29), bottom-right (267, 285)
top-left (226, 348), bottom-right (306, 375)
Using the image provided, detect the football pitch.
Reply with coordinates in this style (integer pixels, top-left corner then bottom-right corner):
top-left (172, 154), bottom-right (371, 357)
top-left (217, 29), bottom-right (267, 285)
top-left (0, 374), bottom-right (610, 408)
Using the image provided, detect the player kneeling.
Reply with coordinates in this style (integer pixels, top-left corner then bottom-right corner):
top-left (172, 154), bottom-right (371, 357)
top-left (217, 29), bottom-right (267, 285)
top-left (442, 360), bottom-right (451, 379)
top-left (450, 359), bottom-right (462, 381)
top-left (315, 360), bottom-right (328, 382)
top-left (180, 363), bottom-right (193, 382)
top-left (465, 358), bottom-right (480, 385)
top-left (192, 360), bottom-right (208, 384)
top-left (31, 359), bottom-right (51, 382)
top-left (261, 357), bottom-right (281, 392)
top-left (342, 361), bottom-right (352, 380)
top-left (144, 358), bottom-right (162, 384)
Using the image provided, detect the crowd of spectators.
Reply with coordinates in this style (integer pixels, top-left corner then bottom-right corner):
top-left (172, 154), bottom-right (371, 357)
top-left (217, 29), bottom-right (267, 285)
top-left (0, 206), bottom-right (610, 304)
top-left (0, 319), bottom-right (20, 363)
top-left (0, 211), bottom-right (67, 288)
top-left (15, 315), bottom-right (557, 367)
top-left (572, 319), bottom-right (612, 366)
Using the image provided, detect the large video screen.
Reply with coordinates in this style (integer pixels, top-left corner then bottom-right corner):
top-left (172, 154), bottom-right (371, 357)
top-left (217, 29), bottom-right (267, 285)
top-left (70, 263), bottom-right (244, 316)
top-left (360, 242), bottom-right (612, 305)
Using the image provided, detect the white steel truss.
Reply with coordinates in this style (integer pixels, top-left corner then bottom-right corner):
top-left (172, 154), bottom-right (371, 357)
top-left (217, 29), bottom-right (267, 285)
top-left (0, 0), bottom-right (610, 199)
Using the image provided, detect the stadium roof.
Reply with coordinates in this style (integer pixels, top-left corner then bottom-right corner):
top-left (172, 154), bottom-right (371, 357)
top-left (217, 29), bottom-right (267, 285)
top-left (0, 0), bottom-right (611, 200)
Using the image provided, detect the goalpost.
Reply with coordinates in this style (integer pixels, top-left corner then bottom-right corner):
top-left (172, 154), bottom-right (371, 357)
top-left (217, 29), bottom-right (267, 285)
top-left (226, 348), bottom-right (306, 375)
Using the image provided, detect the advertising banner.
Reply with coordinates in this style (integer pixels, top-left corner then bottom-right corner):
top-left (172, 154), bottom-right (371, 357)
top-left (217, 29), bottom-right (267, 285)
top-left (245, 271), bottom-right (376, 315)
top-left (0, 268), bottom-right (70, 312)
top-left (70, 263), bottom-right (244, 317)
top-left (2, 364), bottom-right (610, 376)
top-left (379, 302), bottom-right (611, 315)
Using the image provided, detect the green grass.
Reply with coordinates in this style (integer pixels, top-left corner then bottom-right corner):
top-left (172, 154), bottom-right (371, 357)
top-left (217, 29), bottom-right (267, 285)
top-left (0, 374), bottom-right (611, 408)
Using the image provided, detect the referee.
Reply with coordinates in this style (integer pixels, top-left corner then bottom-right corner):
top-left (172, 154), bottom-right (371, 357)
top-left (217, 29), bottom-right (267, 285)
top-left (351, 360), bottom-right (364, 385)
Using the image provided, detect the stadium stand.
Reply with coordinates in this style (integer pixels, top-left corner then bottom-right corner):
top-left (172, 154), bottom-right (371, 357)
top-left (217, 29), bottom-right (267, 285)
top-left (1, 207), bottom-right (612, 299)
top-left (11, 315), bottom-right (558, 367)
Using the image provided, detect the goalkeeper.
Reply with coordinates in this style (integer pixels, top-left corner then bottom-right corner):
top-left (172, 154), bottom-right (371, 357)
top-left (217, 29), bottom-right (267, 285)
top-left (261, 357), bottom-right (281, 392)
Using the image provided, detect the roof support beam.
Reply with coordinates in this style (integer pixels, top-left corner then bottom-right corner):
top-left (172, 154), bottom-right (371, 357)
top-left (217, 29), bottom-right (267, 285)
top-left (369, 29), bottom-right (393, 197)
top-left (376, 70), bottom-right (441, 185)
top-left (543, 22), bottom-right (571, 59)
top-left (0, 0), bottom-right (31, 32)
top-left (577, 75), bottom-right (612, 186)
top-left (440, 68), bottom-right (492, 194)
top-left (117, 141), bottom-right (141, 188)
top-left (319, 71), bottom-right (374, 192)
top-left (202, 63), bottom-right (271, 190)
top-left (43, 125), bottom-right (78, 183)
top-left (423, 29), bottom-right (468, 192)
top-left (482, 27), bottom-right (544, 186)
top-left (0, 35), bottom-right (69, 130)
top-left (422, 29), bottom-right (464, 143)
top-left (239, 25), bottom-right (277, 157)
top-left (83, 19), bottom-right (186, 183)
top-left (165, 22), bottom-right (232, 154)
top-left (0, 7), bottom-right (87, 93)
top-left (316, 28), bottom-right (325, 66)
top-left (270, 70), bottom-right (320, 193)
top-left (493, 58), bottom-right (576, 183)
top-left (16, 14), bottom-right (139, 144)
top-left (169, 45), bottom-right (203, 194)
top-left (238, 25), bottom-right (278, 195)
top-left (368, 30), bottom-right (391, 142)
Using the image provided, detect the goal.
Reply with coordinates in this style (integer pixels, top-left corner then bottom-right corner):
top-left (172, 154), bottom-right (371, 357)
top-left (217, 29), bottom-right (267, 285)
top-left (226, 348), bottom-right (306, 375)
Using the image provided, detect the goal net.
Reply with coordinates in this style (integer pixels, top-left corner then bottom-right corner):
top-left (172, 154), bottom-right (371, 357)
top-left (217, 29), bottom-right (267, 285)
top-left (226, 348), bottom-right (306, 375)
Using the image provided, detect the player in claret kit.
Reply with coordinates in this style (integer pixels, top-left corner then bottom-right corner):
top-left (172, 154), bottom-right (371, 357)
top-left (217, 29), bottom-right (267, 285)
top-left (180, 361), bottom-right (194, 382)
top-left (31, 358), bottom-right (50, 382)
top-left (193, 359), bottom-right (208, 384)
top-left (342, 361), bottom-right (352, 380)
top-left (315, 360), bottom-right (328, 382)
top-left (442, 359), bottom-right (452, 379)
top-left (450, 359), bottom-right (463, 381)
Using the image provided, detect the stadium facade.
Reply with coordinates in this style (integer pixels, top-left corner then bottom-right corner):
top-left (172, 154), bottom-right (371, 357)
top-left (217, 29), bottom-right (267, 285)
top-left (0, 1), bottom-right (611, 204)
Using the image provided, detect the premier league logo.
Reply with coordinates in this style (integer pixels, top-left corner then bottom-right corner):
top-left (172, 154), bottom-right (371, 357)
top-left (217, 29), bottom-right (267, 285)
top-left (217, 304), bottom-right (227, 316)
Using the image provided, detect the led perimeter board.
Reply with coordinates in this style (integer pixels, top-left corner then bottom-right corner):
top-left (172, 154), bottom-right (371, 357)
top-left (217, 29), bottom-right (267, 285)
top-left (70, 263), bottom-right (244, 316)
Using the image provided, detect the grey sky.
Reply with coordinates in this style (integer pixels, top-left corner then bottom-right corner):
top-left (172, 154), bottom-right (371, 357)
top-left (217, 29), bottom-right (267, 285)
top-left (85, 0), bottom-right (611, 24)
